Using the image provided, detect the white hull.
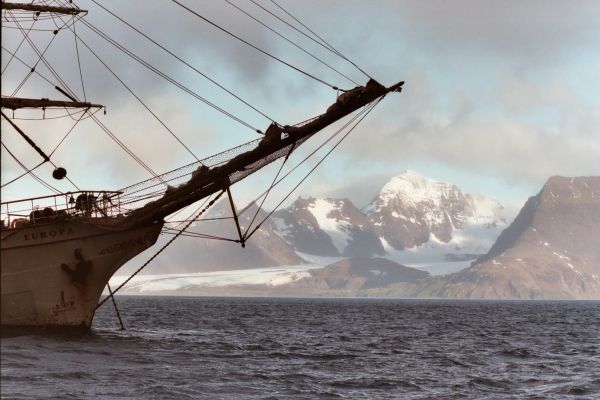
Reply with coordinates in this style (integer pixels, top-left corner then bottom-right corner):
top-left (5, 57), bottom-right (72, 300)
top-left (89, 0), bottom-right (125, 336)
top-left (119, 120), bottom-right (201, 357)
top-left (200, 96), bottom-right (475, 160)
top-left (1, 219), bottom-right (163, 328)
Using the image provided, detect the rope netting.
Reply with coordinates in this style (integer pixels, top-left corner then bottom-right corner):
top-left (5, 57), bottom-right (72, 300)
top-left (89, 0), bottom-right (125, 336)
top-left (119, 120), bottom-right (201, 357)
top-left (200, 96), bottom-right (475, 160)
top-left (0, 125), bottom-right (310, 227)
top-left (116, 125), bottom-right (315, 214)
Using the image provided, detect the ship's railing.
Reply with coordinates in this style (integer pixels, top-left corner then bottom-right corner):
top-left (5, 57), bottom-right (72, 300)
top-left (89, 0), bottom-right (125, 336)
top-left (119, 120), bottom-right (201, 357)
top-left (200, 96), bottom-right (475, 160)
top-left (0, 190), bottom-right (123, 230)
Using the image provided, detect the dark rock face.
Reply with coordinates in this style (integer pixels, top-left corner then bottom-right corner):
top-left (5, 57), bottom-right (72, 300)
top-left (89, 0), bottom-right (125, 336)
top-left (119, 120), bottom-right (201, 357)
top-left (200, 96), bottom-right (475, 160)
top-left (269, 171), bottom-right (505, 260)
top-left (123, 173), bottom-right (598, 300)
top-left (392, 176), bottom-right (600, 299)
top-left (474, 194), bottom-right (539, 265)
top-left (285, 257), bottom-right (429, 292)
top-left (135, 170), bottom-right (506, 277)
top-left (269, 197), bottom-right (340, 257)
top-left (364, 171), bottom-right (501, 250)
top-left (343, 227), bottom-right (386, 258)
top-left (270, 197), bottom-right (385, 257)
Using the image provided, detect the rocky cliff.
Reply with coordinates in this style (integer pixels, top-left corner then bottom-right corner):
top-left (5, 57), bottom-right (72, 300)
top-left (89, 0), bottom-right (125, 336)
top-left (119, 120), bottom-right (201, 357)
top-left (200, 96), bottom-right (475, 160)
top-left (269, 171), bottom-right (508, 267)
top-left (382, 176), bottom-right (600, 299)
top-left (364, 170), bottom-right (506, 252)
top-left (270, 197), bottom-right (385, 257)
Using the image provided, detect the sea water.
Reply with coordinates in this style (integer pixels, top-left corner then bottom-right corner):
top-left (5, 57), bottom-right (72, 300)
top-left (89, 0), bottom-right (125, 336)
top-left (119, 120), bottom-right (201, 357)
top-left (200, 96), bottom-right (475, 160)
top-left (1, 297), bottom-right (599, 399)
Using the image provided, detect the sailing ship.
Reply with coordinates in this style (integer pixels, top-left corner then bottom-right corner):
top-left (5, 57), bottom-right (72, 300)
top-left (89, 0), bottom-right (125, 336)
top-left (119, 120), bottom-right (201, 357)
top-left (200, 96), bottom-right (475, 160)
top-left (1, 1), bottom-right (403, 328)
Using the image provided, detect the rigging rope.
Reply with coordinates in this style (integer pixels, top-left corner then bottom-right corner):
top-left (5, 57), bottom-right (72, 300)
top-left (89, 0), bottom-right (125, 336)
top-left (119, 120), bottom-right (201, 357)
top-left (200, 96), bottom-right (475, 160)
top-left (6, 18), bottom-right (95, 189)
top-left (243, 144), bottom-right (292, 238)
top-left (249, 0), bottom-right (339, 56)
top-left (0, 47), bottom-right (162, 184)
top-left (89, 0), bottom-right (279, 127)
top-left (245, 98), bottom-right (383, 240)
top-left (2, 43), bottom-right (160, 179)
top-left (9, 14), bottom-right (80, 101)
top-left (0, 159), bottom-right (45, 189)
top-left (1, 29), bottom-right (165, 182)
top-left (159, 101), bottom-right (379, 244)
top-left (0, 141), bottom-right (60, 193)
top-left (5, 107), bottom-right (99, 121)
top-left (1, 14), bottom-right (38, 75)
top-left (224, 0), bottom-right (358, 87)
top-left (2, 101), bottom-right (82, 192)
top-left (267, 0), bottom-right (374, 80)
top-left (68, 29), bottom-right (202, 163)
top-left (79, 18), bottom-right (262, 134)
top-left (48, 107), bottom-right (87, 156)
top-left (89, 113), bottom-right (162, 181)
top-left (1, 110), bottom-right (50, 163)
top-left (71, 14), bottom-right (87, 101)
top-left (161, 228), bottom-right (239, 242)
top-left (95, 190), bottom-right (226, 309)
top-left (46, 3), bottom-right (162, 181)
top-left (165, 216), bottom-right (234, 224)
top-left (2, 1), bottom-right (388, 246)
top-left (166, 195), bottom-right (213, 229)
top-left (8, 12), bottom-right (62, 96)
top-left (50, 159), bottom-right (80, 191)
top-left (1, 45), bottom-right (63, 94)
top-left (169, 0), bottom-right (341, 90)
top-left (235, 104), bottom-right (373, 220)
top-left (7, 5), bottom-right (165, 186)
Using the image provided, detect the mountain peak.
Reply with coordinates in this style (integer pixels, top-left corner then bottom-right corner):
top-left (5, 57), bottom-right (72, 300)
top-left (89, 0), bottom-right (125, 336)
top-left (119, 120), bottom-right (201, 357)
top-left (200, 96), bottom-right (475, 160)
top-left (364, 171), bottom-right (506, 250)
top-left (385, 170), bottom-right (438, 191)
top-left (540, 176), bottom-right (600, 205)
top-left (271, 195), bottom-right (385, 258)
top-left (396, 169), bottom-right (426, 178)
top-left (366, 171), bottom-right (461, 214)
top-left (431, 175), bottom-right (600, 299)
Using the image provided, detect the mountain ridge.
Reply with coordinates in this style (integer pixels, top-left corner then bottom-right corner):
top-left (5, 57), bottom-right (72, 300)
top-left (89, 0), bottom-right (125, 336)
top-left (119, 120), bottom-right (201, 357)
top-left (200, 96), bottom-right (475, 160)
top-left (117, 174), bottom-right (599, 300)
top-left (375, 175), bottom-right (600, 299)
top-left (269, 170), bottom-right (508, 268)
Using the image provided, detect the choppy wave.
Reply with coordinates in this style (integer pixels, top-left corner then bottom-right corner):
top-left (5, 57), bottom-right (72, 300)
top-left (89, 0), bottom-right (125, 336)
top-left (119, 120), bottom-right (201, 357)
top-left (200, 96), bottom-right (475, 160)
top-left (2, 298), bottom-right (599, 399)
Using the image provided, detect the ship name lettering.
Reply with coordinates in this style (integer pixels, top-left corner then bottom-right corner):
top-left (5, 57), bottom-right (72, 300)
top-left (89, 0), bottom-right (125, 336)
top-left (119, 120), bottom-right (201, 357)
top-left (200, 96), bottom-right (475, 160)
top-left (24, 227), bottom-right (75, 241)
top-left (99, 234), bottom-right (145, 255)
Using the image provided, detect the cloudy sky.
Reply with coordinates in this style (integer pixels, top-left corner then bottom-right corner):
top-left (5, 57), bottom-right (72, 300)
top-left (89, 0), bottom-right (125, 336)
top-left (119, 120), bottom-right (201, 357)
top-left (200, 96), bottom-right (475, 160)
top-left (2, 0), bottom-right (599, 212)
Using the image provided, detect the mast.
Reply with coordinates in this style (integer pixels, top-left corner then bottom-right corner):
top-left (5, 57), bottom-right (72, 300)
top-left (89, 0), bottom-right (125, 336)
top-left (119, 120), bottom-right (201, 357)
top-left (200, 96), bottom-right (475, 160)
top-left (1, 4), bottom-right (101, 111)
top-left (1, 2), bottom-right (86, 15)
top-left (1, 97), bottom-right (103, 110)
top-left (1, 3), bottom-right (99, 183)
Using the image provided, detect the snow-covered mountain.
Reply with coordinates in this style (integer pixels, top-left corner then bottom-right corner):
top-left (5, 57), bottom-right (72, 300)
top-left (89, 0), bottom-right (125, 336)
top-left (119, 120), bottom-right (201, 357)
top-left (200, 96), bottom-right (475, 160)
top-left (382, 176), bottom-right (600, 299)
top-left (365, 170), bottom-right (505, 248)
top-left (269, 197), bottom-right (385, 258)
top-left (268, 171), bottom-right (509, 273)
top-left (117, 170), bottom-right (510, 278)
top-left (115, 176), bottom-right (599, 299)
